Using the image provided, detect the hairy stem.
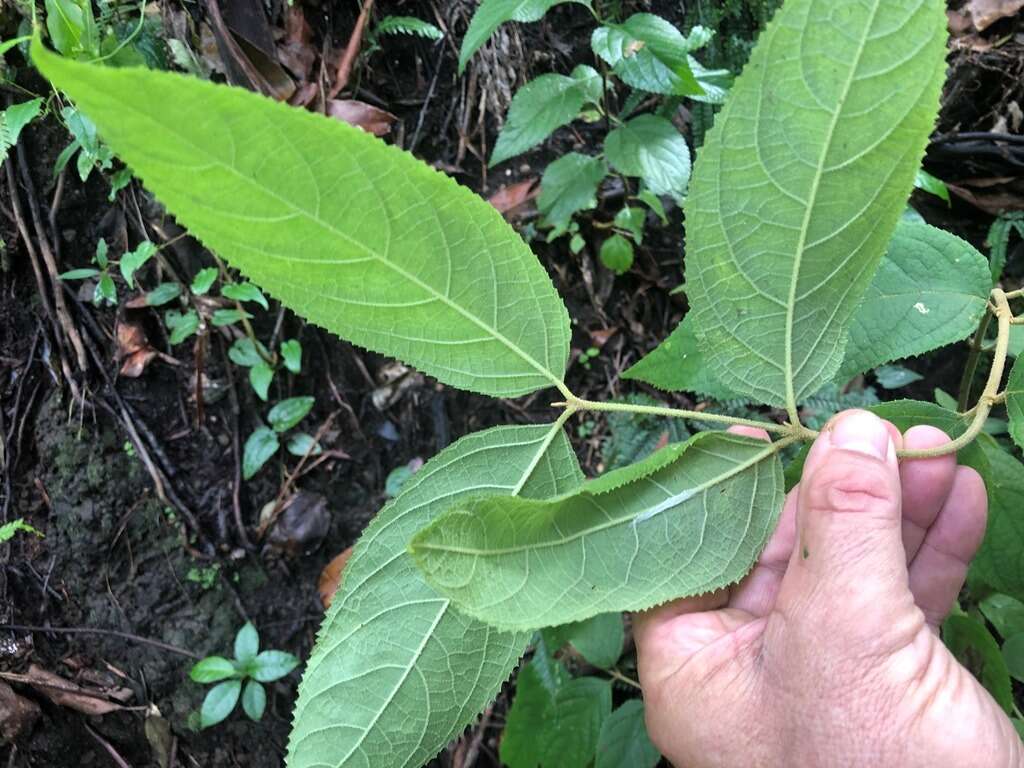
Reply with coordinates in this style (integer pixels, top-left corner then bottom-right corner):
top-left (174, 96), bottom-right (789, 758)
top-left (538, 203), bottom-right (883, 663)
top-left (901, 289), bottom-right (1012, 460)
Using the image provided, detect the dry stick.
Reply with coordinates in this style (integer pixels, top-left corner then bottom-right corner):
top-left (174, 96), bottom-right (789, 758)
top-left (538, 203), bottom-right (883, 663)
top-left (330, 0), bottom-right (376, 98)
top-left (82, 724), bottom-right (133, 768)
top-left (14, 141), bottom-right (88, 373)
top-left (0, 624), bottom-right (201, 659)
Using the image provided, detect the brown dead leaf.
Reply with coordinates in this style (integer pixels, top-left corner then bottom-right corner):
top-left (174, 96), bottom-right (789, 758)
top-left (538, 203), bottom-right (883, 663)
top-left (278, 40), bottom-right (316, 81)
top-left (264, 490), bottom-right (331, 555)
top-left (318, 546), bottom-right (354, 609)
top-left (285, 4), bottom-right (313, 45)
top-left (487, 178), bottom-right (539, 218)
top-left (0, 681), bottom-right (40, 742)
top-left (326, 100), bottom-right (398, 136)
top-left (289, 81), bottom-right (319, 107)
top-left (115, 318), bottom-right (157, 378)
top-left (588, 327), bottom-right (618, 348)
top-left (0, 665), bottom-right (131, 716)
top-left (968, 0), bottom-right (1024, 30)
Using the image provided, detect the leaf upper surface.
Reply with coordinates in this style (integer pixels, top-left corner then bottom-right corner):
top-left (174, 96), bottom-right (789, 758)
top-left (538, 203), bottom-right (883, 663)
top-left (458, 0), bottom-right (583, 72)
top-left (33, 43), bottom-right (571, 398)
top-left (287, 423), bottom-right (583, 768)
top-left (685, 0), bottom-right (948, 410)
top-left (604, 115), bottom-right (691, 198)
top-left (410, 432), bottom-right (783, 630)
top-left (837, 221), bottom-right (991, 381)
top-left (1005, 356), bottom-right (1024, 452)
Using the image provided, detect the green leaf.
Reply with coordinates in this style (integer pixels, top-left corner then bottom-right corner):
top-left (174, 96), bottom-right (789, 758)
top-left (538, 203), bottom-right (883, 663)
top-left (45, 0), bottom-right (98, 58)
top-left (837, 222), bottom-right (991, 382)
top-left (596, 700), bottom-right (661, 768)
top-left (165, 309), bottom-right (199, 345)
top-left (914, 167), bottom-right (949, 203)
top-left (986, 217), bottom-right (1024, 284)
top-left (94, 238), bottom-right (108, 269)
top-left (540, 678), bottom-right (612, 768)
top-left (0, 98), bottom-right (43, 166)
top-left (190, 267), bottom-right (218, 295)
top-left (59, 268), bottom-right (101, 280)
top-left (250, 650), bottom-right (299, 682)
top-left (981, 594), bottom-right (1024, 640)
top-left (33, 41), bottom-right (571, 400)
top-left (119, 240), bottom-right (156, 288)
top-left (190, 656), bottom-right (238, 684)
top-left (0, 518), bottom-right (43, 543)
top-left (375, 16), bottom-right (444, 40)
top-left (146, 282), bottom-right (181, 307)
top-left (267, 396), bottom-right (314, 432)
top-left (970, 440), bottom-right (1024, 600)
top-left (591, 14), bottom-right (702, 96)
top-left (243, 426), bottom-right (279, 480)
top-left (635, 189), bottom-right (667, 224)
top-left (621, 314), bottom-right (738, 399)
top-left (538, 152), bottom-right (607, 232)
top-left (501, 660), bottom-right (554, 768)
top-left (1005, 355), bottom-right (1024, 452)
top-left (286, 432), bottom-right (322, 457)
top-left (95, 273), bottom-right (117, 305)
top-left (249, 362), bottom-right (274, 401)
top-left (602, 394), bottom-right (690, 471)
top-left (1003, 634), bottom-right (1024, 683)
top-left (562, 612), bottom-right (623, 668)
top-left (685, 0), bottom-right (948, 410)
top-left (227, 337), bottom-right (267, 368)
top-left (411, 431), bottom-right (784, 630)
top-left (491, 66), bottom-right (601, 167)
top-left (458, 0), bottom-right (583, 72)
top-left (613, 206), bottom-right (645, 244)
top-left (288, 423), bottom-right (583, 768)
top-left (234, 622), bottom-right (259, 664)
top-left (280, 339), bottom-right (302, 373)
top-left (604, 115), bottom-right (691, 198)
top-left (211, 308), bottom-right (252, 327)
top-left (873, 364), bottom-right (922, 389)
top-left (200, 679), bottom-right (241, 729)
top-left (222, 281), bottom-right (269, 310)
top-left (599, 234), bottom-right (634, 274)
top-left (943, 614), bottom-right (1014, 714)
top-left (241, 679), bottom-right (267, 721)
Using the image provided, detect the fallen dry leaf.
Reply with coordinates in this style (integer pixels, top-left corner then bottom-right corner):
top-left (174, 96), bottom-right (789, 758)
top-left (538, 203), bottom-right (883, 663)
top-left (968, 0), bottom-right (1024, 30)
top-left (115, 318), bottom-right (157, 378)
top-left (0, 681), bottom-right (40, 742)
top-left (319, 546), bottom-right (354, 609)
top-left (0, 664), bottom-right (131, 716)
top-left (326, 100), bottom-right (398, 136)
top-left (487, 178), bottom-right (539, 217)
top-left (264, 490), bottom-right (331, 555)
top-left (588, 327), bottom-right (618, 348)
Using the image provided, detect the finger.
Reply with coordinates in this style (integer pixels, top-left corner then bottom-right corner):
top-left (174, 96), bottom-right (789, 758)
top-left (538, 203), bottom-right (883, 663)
top-left (775, 410), bottom-right (912, 640)
top-left (632, 588), bottom-right (730, 649)
top-left (729, 487), bottom-right (798, 616)
top-left (908, 466), bottom-right (987, 631)
top-left (899, 425), bottom-right (958, 562)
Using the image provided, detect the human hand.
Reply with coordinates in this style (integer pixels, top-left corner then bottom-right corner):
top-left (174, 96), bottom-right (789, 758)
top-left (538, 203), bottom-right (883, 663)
top-left (634, 410), bottom-right (1023, 767)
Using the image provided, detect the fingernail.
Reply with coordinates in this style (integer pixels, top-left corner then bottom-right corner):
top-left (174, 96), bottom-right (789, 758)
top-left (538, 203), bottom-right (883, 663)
top-left (830, 411), bottom-right (890, 460)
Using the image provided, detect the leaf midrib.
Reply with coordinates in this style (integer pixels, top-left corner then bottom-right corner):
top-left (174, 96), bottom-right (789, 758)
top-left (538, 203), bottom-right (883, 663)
top-left (101, 78), bottom-right (565, 393)
top-left (783, 0), bottom-right (883, 417)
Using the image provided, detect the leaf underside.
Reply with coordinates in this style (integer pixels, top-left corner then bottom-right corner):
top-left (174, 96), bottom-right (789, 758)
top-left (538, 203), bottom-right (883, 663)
top-left (288, 424), bottom-right (583, 768)
top-left (685, 0), bottom-right (948, 409)
top-left (411, 432), bottom-right (783, 630)
top-left (33, 43), bottom-right (570, 399)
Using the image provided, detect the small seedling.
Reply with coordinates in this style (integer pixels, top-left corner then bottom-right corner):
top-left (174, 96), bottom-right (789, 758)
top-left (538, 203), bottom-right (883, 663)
top-left (189, 621), bottom-right (299, 729)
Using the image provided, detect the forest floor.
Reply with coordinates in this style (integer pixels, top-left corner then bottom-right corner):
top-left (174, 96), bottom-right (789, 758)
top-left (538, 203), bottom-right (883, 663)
top-left (1, 0), bottom-right (1022, 765)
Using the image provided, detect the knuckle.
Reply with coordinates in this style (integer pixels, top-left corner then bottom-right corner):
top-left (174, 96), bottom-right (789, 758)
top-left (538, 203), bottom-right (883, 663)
top-left (805, 459), bottom-right (896, 518)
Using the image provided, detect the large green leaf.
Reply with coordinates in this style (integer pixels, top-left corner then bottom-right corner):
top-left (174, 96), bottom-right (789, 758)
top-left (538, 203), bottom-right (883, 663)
top-left (543, 612), bottom-right (624, 669)
top-left (596, 700), bottom-right (661, 768)
top-left (837, 221), bottom-right (991, 381)
top-left (287, 423), bottom-right (583, 768)
top-left (943, 614), bottom-right (1014, 715)
top-left (970, 439), bottom-right (1024, 602)
top-left (458, 0), bottom-right (585, 72)
top-left (33, 42), bottom-right (570, 399)
top-left (1005, 355), bottom-right (1024, 452)
top-left (538, 152), bottom-right (608, 232)
top-left (540, 678), bottom-right (612, 768)
top-left (500, 660), bottom-right (553, 768)
top-left (685, 0), bottom-right (947, 411)
top-left (490, 66), bottom-right (601, 167)
top-left (604, 115), bottom-right (691, 198)
top-left (590, 14), bottom-right (702, 96)
top-left (410, 432), bottom-right (784, 630)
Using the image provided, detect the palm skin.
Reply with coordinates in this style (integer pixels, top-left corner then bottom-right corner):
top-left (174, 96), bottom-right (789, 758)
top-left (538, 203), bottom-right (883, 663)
top-left (635, 410), bottom-right (1023, 768)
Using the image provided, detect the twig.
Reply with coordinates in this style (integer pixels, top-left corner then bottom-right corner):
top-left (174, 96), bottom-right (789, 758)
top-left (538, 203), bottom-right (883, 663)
top-left (82, 723), bottom-right (134, 768)
top-left (329, 0), bottom-right (376, 98)
top-left (0, 624), bottom-right (201, 659)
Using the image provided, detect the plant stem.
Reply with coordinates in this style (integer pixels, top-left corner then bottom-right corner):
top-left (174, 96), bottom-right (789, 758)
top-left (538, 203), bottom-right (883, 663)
top-left (902, 290), bottom-right (1012, 460)
top-left (958, 311), bottom-right (992, 411)
top-left (562, 394), bottom-right (801, 436)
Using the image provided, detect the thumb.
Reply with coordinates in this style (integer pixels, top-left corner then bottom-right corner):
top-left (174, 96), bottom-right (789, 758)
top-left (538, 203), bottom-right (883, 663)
top-left (776, 410), bottom-right (914, 638)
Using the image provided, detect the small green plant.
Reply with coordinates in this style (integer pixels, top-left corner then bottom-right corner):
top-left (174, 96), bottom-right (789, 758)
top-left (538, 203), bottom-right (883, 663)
top-left (242, 396), bottom-right (318, 480)
top-left (464, 4), bottom-right (727, 271)
top-left (185, 563), bottom-right (219, 590)
top-left (0, 518), bottom-right (43, 543)
top-left (31, 0), bottom-right (1024, 764)
top-left (189, 622), bottom-right (299, 729)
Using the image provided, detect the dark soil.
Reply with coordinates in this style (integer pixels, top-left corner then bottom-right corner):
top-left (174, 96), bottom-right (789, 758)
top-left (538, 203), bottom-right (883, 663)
top-left (1, 0), bottom-right (1018, 766)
